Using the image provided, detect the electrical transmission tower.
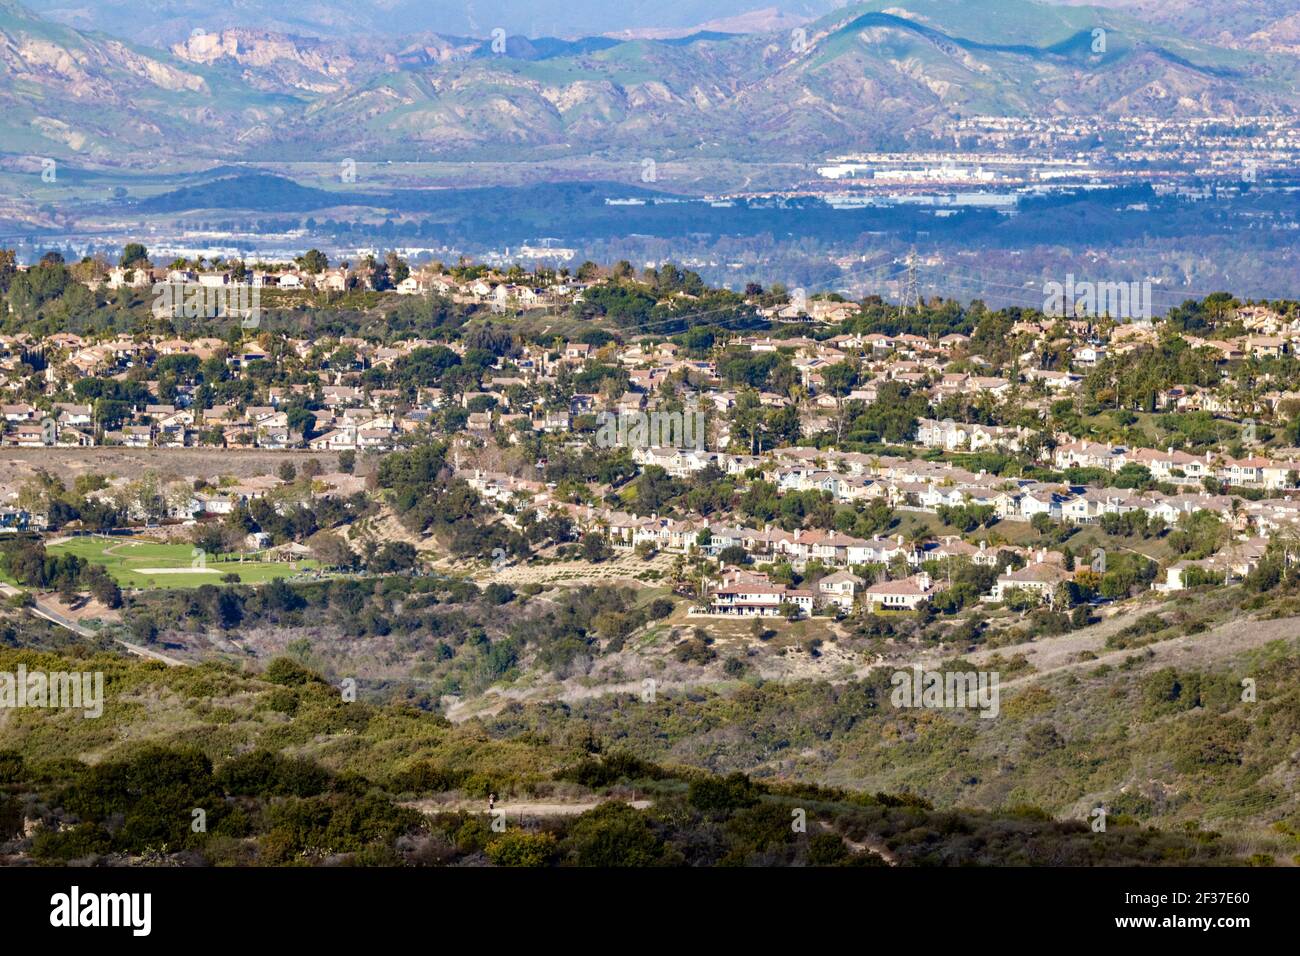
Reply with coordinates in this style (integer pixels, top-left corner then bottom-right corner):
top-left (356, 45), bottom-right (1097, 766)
top-left (900, 248), bottom-right (921, 313)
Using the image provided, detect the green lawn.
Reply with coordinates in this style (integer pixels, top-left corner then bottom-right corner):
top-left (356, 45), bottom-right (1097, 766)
top-left (48, 537), bottom-right (315, 590)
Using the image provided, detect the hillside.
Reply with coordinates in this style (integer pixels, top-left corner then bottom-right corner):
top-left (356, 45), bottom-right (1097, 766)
top-left (0, 641), bottom-right (1269, 866)
top-left (1076, 1), bottom-right (1300, 53)
top-left (283, 0), bottom-right (1285, 159)
top-left (0, 0), bottom-right (299, 162)
top-left (5, 559), bottom-right (1295, 865)
top-left (3, 0), bottom-right (1298, 165)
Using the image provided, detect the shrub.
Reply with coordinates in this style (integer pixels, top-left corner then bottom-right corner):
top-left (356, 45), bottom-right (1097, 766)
top-left (31, 822), bottom-right (114, 862)
top-left (807, 832), bottom-right (849, 866)
top-left (688, 772), bottom-right (764, 812)
top-left (263, 657), bottom-right (326, 687)
top-left (558, 752), bottom-right (664, 789)
top-left (215, 750), bottom-right (331, 798)
top-left (487, 831), bottom-right (557, 867)
top-left (563, 802), bottom-right (666, 867)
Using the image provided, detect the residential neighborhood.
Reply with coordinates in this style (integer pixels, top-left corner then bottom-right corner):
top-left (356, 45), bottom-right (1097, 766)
top-left (3, 248), bottom-right (1297, 622)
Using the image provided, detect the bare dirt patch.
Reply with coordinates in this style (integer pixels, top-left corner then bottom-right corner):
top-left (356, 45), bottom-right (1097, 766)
top-left (402, 798), bottom-right (653, 818)
top-left (0, 447), bottom-right (343, 488)
top-left (35, 591), bottom-right (121, 624)
top-left (972, 610), bottom-right (1300, 688)
top-left (475, 553), bottom-right (674, 587)
top-left (130, 567), bottom-right (221, 575)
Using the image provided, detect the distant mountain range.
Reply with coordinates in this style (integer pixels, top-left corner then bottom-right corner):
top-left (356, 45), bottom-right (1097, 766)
top-left (1064, 1), bottom-right (1300, 53)
top-left (3, 0), bottom-right (1299, 167)
top-left (26, 0), bottom-right (1300, 52)
top-left (22, 1), bottom-right (837, 45)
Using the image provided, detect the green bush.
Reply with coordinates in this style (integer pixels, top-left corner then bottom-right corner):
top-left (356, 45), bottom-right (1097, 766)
top-left (563, 802), bottom-right (667, 867)
top-left (688, 772), bottom-right (764, 812)
top-left (487, 831), bottom-right (557, 867)
top-left (215, 750), bottom-right (331, 798)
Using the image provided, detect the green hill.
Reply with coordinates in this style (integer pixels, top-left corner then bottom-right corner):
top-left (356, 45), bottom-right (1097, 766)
top-left (0, 644), bottom-right (1262, 866)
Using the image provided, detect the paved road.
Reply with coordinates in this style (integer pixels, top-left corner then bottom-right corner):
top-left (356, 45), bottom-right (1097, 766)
top-left (0, 583), bottom-right (184, 666)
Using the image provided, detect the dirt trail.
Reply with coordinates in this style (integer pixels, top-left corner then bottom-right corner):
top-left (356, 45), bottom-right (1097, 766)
top-left (0, 583), bottom-right (185, 666)
top-left (402, 798), bottom-right (653, 817)
top-left (818, 821), bottom-right (896, 865)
